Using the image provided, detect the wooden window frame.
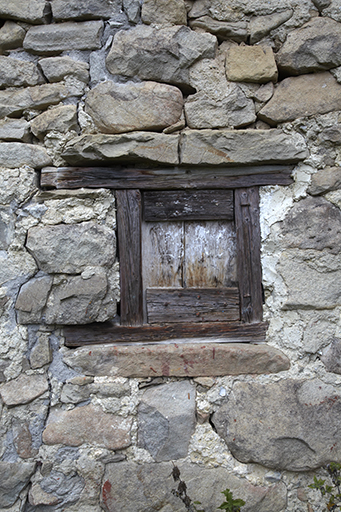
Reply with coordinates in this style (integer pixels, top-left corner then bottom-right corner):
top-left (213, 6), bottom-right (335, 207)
top-left (40, 164), bottom-right (294, 347)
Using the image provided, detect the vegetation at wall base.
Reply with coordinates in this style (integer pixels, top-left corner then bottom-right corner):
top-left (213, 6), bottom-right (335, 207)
top-left (309, 462), bottom-right (341, 511)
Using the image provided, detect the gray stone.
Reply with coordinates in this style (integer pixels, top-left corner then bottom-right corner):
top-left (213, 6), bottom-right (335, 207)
top-left (62, 343), bottom-right (290, 377)
top-left (277, 17), bottom-right (341, 75)
top-left (61, 383), bottom-right (92, 404)
top-left (212, 379), bottom-right (341, 471)
top-left (30, 105), bottom-right (78, 140)
top-left (43, 404), bottom-right (132, 449)
top-left (85, 81), bottom-right (183, 134)
top-left (308, 167), bottom-right (341, 195)
top-left (29, 483), bottom-right (59, 506)
top-left (123, 0), bottom-right (140, 23)
top-left (321, 339), bottom-right (341, 374)
top-left (141, 0), bottom-right (187, 25)
top-left (279, 196), bottom-right (341, 255)
top-left (30, 333), bottom-right (52, 369)
top-left (319, 125), bottom-right (341, 144)
top-left (23, 21), bottom-right (103, 54)
top-left (138, 381), bottom-right (196, 461)
top-left (180, 129), bottom-right (308, 166)
top-left (39, 56), bottom-right (90, 83)
top-left (26, 221), bottom-right (116, 274)
top-left (12, 421), bottom-right (38, 459)
top-left (51, 0), bottom-right (116, 21)
top-left (0, 21), bottom-right (26, 51)
top-left (0, 208), bottom-right (13, 249)
top-left (15, 275), bottom-right (53, 324)
top-left (225, 45), bottom-right (278, 83)
top-left (253, 81), bottom-right (274, 103)
top-left (189, 16), bottom-right (248, 42)
top-left (0, 118), bottom-right (30, 142)
top-left (312, 0), bottom-right (331, 10)
top-left (44, 272), bottom-right (109, 324)
top-left (250, 10), bottom-right (293, 44)
top-left (106, 25), bottom-right (217, 90)
top-left (0, 373), bottom-right (48, 405)
top-left (0, 82), bottom-right (70, 119)
top-left (0, 0), bottom-right (49, 24)
top-left (61, 379), bottom-right (129, 404)
top-left (31, 471), bottom-right (84, 510)
top-left (0, 56), bottom-right (43, 88)
top-left (0, 462), bottom-right (36, 508)
top-left (101, 461), bottom-right (287, 512)
top-left (62, 132), bottom-right (180, 165)
top-left (258, 72), bottom-right (341, 126)
top-left (0, 142), bottom-right (51, 168)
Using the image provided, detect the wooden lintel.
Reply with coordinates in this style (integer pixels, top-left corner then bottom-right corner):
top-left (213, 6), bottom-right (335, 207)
top-left (40, 165), bottom-right (294, 190)
top-left (63, 321), bottom-right (268, 346)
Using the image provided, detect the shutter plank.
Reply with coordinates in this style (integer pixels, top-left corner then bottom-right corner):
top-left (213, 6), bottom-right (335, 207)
top-left (146, 287), bottom-right (240, 323)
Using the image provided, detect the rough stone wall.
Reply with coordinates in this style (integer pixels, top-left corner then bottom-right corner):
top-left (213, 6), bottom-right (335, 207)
top-left (0, 0), bottom-right (341, 511)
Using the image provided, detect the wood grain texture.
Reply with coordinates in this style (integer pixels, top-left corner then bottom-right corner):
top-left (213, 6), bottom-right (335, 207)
top-left (235, 187), bottom-right (263, 323)
top-left (146, 287), bottom-right (240, 323)
top-left (184, 221), bottom-right (237, 287)
top-left (143, 190), bottom-right (234, 221)
top-left (64, 321), bottom-right (268, 346)
top-left (116, 189), bottom-right (143, 325)
top-left (40, 165), bottom-right (294, 190)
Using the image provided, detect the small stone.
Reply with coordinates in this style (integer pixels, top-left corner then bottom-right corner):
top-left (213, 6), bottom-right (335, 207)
top-left (141, 0), bottom-right (187, 25)
top-left (85, 81), bottom-right (183, 134)
top-left (0, 118), bottom-right (30, 142)
top-left (194, 377), bottom-right (215, 387)
top-left (258, 72), bottom-right (341, 126)
top-left (0, 82), bottom-right (70, 119)
top-left (30, 333), bottom-right (52, 369)
top-left (0, 21), bottom-right (26, 52)
top-left (297, 488), bottom-right (308, 502)
top-left (62, 343), bottom-right (290, 377)
top-left (138, 381), bottom-right (196, 461)
top-left (106, 25), bottom-right (217, 90)
top-left (225, 45), bottom-right (278, 83)
top-left (0, 462), bottom-right (36, 508)
top-left (0, 373), bottom-right (48, 406)
top-left (39, 56), bottom-right (89, 83)
top-left (51, 0), bottom-right (116, 21)
top-left (0, 0), bottom-right (50, 24)
top-left (29, 483), bottom-right (59, 506)
top-left (123, 0), bottom-right (140, 23)
top-left (189, 16), bottom-right (248, 42)
top-left (312, 0), bottom-right (331, 10)
top-left (250, 10), bottom-right (293, 44)
top-left (253, 82), bottom-right (274, 103)
top-left (0, 56), bottom-right (43, 88)
top-left (163, 117), bottom-right (186, 134)
top-left (24, 21), bottom-right (103, 54)
top-left (12, 421), bottom-right (37, 459)
top-left (62, 132), bottom-right (180, 165)
top-left (180, 129), bottom-right (307, 166)
top-left (308, 166), bottom-right (341, 195)
top-left (319, 125), bottom-right (341, 144)
top-left (0, 142), bottom-right (51, 168)
top-left (68, 375), bottom-right (94, 386)
top-left (61, 383), bottom-right (92, 404)
top-left (43, 404), bottom-right (132, 450)
top-left (277, 17), bottom-right (341, 75)
top-left (321, 340), bottom-right (341, 374)
top-left (15, 275), bottom-right (53, 324)
top-left (30, 105), bottom-right (78, 140)
top-left (26, 221), bottom-right (116, 274)
top-left (212, 379), bottom-right (341, 471)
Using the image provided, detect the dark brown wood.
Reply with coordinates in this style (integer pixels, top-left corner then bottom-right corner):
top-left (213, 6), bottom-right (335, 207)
top-left (40, 165), bottom-right (294, 190)
top-left (146, 287), bottom-right (240, 323)
top-left (143, 190), bottom-right (234, 221)
top-left (116, 190), bottom-right (143, 326)
top-left (64, 321), bottom-right (268, 346)
top-left (234, 187), bottom-right (263, 323)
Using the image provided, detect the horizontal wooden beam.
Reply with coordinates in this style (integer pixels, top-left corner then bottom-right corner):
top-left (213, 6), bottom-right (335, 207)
top-left (40, 165), bottom-right (294, 190)
top-left (146, 287), bottom-right (240, 323)
top-left (64, 321), bottom-right (268, 346)
top-left (143, 190), bottom-right (234, 221)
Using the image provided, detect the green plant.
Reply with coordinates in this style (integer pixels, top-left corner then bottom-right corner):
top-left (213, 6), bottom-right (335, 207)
top-left (218, 488), bottom-right (245, 512)
top-left (309, 462), bottom-right (341, 511)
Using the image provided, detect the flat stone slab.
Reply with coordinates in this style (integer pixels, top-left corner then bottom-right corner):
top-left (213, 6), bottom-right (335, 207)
top-left (101, 461), bottom-right (287, 512)
top-left (212, 378), bottom-right (341, 471)
top-left (85, 81), bottom-right (183, 134)
top-left (0, 373), bottom-right (49, 405)
top-left (180, 129), bottom-right (308, 166)
top-left (308, 166), bottom-right (341, 195)
top-left (63, 343), bottom-right (290, 377)
top-left (0, 0), bottom-right (49, 23)
top-left (141, 0), bottom-right (187, 26)
top-left (43, 404), bottom-right (132, 450)
top-left (38, 56), bottom-right (89, 83)
top-left (62, 132), bottom-right (180, 165)
top-left (225, 45), bottom-right (278, 83)
top-left (0, 142), bottom-right (51, 169)
top-left (51, 0), bottom-right (116, 21)
top-left (0, 462), bottom-right (36, 508)
top-left (258, 72), bottom-right (341, 125)
top-left (189, 16), bottom-right (248, 42)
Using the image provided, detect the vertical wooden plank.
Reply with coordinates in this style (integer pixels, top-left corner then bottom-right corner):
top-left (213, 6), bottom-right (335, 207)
top-left (234, 187), bottom-right (263, 323)
top-left (116, 189), bottom-right (143, 326)
top-left (184, 221), bottom-right (237, 288)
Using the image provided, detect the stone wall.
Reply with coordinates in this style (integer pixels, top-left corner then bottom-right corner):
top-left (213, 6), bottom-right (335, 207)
top-left (0, 0), bottom-right (341, 510)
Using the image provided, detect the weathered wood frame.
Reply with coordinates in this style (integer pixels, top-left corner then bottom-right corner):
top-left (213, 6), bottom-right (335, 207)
top-left (41, 164), bottom-right (294, 346)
